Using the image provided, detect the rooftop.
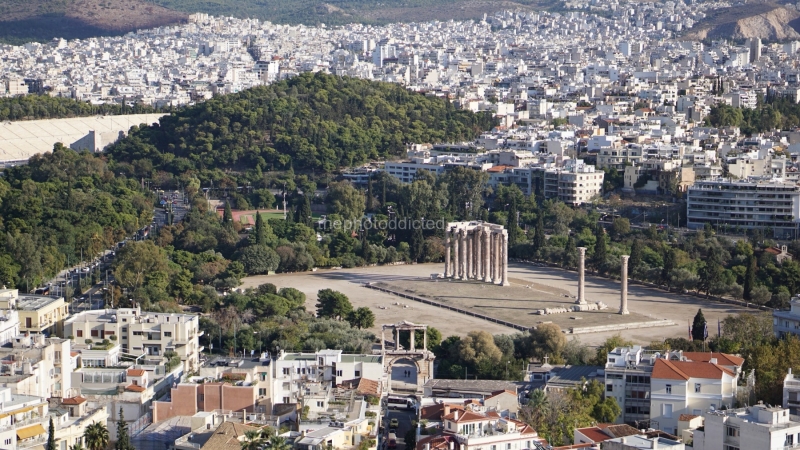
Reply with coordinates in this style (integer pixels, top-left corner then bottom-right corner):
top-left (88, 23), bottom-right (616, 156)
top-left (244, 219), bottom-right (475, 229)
top-left (17, 295), bottom-right (63, 310)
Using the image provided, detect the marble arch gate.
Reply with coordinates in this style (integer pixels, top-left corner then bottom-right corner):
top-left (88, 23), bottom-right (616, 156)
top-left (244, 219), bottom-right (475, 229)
top-left (381, 321), bottom-right (435, 393)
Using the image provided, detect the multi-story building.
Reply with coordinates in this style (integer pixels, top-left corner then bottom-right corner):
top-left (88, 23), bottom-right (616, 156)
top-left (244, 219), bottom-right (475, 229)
top-left (687, 179), bottom-right (800, 238)
top-left (773, 296), bottom-right (800, 339)
top-left (650, 358), bottom-right (739, 435)
top-left (605, 346), bottom-right (659, 426)
top-left (64, 307), bottom-right (203, 371)
top-left (784, 368), bottom-right (800, 415)
top-left (691, 404), bottom-right (800, 450)
top-left (271, 349), bottom-right (383, 405)
top-left (0, 289), bottom-right (68, 336)
top-left (416, 407), bottom-right (547, 450)
top-left (0, 334), bottom-right (72, 399)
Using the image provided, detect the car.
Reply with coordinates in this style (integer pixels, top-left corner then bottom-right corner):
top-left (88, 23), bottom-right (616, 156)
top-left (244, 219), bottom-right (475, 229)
top-left (389, 418), bottom-right (399, 428)
top-left (81, 267), bottom-right (90, 272)
top-left (389, 429), bottom-right (396, 435)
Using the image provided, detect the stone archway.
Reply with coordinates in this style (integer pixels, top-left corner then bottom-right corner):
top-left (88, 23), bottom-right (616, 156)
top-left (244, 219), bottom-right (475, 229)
top-left (381, 321), bottom-right (436, 394)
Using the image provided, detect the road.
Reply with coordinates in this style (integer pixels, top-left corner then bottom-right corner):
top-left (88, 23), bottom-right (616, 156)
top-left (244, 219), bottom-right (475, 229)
top-left (385, 405), bottom-right (417, 450)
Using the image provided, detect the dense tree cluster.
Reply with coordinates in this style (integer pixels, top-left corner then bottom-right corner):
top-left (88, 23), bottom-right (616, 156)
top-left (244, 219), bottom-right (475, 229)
top-left (705, 95), bottom-right (800, 134)
top-left (0, 145), bottom-right (152, 290)
top-left (0, 94), bottom-right (161, 121)
top-left (107, 72), bottom-right (495, 181)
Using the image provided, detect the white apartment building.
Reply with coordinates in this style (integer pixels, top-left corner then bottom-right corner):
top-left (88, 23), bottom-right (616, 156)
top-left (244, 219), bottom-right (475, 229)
top-left (271, 350), bottom-right (383, 405)
top-left (605, 346), bottom-right (658, 425)
top-left (650, 358), bottom-right (739, 436)
top-left (0, 334), bottom-right (72, 400)
top-left (687, 179), bottom-right (800, 239)
top-left (692, 404), bottom-right (800, 450)
top-left (64, 307), bottom-right (203, 372)
top-left (416, 408), bottom-right (546, 450)
top-left (597, 142), bottom-right (644, 170)
top-left (784, 368), bottom-right (800, 415)
top-left (773, 296), bottom-right (800, 340)
top-left (555, 161), bottom-right (604, 205)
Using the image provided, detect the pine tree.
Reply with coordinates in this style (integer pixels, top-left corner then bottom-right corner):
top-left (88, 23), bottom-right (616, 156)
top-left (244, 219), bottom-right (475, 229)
top-left (255, 211), bottom-right (266, 246)
top-left (46, 417), bottom-right (56, 450)
top-left (115, 407), bottom-right (134, 450)
top-left (593, 225), bottom-right (607, 273)
top-left (691, 308), bottom-right (707, 342)
top-left (743, 255), bottom-right (756, 301)
top-left (222, 201), bottom-right (233, 228)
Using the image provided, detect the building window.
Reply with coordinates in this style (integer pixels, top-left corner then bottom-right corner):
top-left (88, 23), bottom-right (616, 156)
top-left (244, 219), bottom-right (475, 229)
top-left (787, 434), bottom-right (794, 446)
top-left (606, 385), bottom-right (613, 392)
top-left (663, 404), bottom-right (673, 418)
top-left (724, 446), bottom-right (740, 450)
top-left (726, 426), bottom-right (739, 437)
top-left (666, 384), bottom-right (671, 394)
top-left (355, 370), bottom-right (361, 377)
top-left (77, 330), bottom-right (83, 338)
top-left (91, 330), bottom-right (99, 337)
top-left (164, 332), bottom-right (172, 337)
top-left (283, 397), bottom-right (290, 404)
top-left (336, 370), bottom-right (342, 377)
top-left (317, 401), bottom-right (324, 407)
top-left (695, 383), bottom-right (701, 393)
top-left (259, 388), bottom-right (266, 396)
top-left (283, 368), bottom-right (290, 375)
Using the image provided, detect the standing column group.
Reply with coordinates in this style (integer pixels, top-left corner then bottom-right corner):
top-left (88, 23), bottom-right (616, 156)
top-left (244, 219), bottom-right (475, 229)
top-left (444, 223), bottom-right (509, 286)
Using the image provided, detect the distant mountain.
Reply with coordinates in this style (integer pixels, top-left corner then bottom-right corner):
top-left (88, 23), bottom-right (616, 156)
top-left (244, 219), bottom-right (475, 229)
top-left (0, 0), bottom-right (187, 45)
top-left (684, 3), bottom-right (800, 41)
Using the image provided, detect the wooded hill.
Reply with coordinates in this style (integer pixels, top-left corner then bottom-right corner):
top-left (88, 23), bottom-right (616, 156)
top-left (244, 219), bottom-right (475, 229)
top-left (107, 72), bottom-right (496, 178)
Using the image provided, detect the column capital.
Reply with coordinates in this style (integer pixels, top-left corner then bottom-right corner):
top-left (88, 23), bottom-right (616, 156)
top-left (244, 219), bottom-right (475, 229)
top-left (621, 255), bottom-right (630, 263)
top-left (578, 247), bottom-right (587, 256)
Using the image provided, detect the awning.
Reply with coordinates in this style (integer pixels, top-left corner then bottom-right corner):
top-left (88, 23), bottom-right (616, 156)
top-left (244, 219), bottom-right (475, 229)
top-left (17, 423), bottom-right (46, 440)
top-left (0, 405), bottom-right (37, 420)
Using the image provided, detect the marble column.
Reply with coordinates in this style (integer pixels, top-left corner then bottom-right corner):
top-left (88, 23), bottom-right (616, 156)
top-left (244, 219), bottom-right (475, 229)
top-left (620, 255), bottom-right (630, 315)
top-left (576, 247), bottom-right (587, 304)
top-left (483, 229), bottom-right (491, 283)
top-left (444, 228), bottom-right (451, 277)
top-left (475, 229), bottom-right (482, 280)
top-left (501, 232), bottom-right (509, 286)
top-left (460, 230), bottom-right (467, 280)
top-left (494, 233), bottom-right (502, 285)
top-left (395, 328), bottom-right (400, 350)
top-left (465, 232), bottom-right (472, 280)
top-left (381, 329), bottom-right (385, 354)
top-left (410, 330), bottom-right (415, 351)
top-left (452, 229), bottom-right (460, 279)
top-left (423, 328), bottom-right (427, 351)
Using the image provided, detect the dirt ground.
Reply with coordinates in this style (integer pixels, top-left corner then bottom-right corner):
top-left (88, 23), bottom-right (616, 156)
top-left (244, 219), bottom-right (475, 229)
top-left (241, 262), bottom-right (756, 347)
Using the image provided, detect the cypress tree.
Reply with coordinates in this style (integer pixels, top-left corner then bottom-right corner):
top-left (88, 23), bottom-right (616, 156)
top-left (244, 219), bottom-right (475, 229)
top-left (46, 417), bottom-right (56, 450)
top-left (743, 255), bottom-right (756, 301)
top-left (222, 201), bottom-right (233, 228)
top-left (255, 211), bottom-right (266, 246)
top-left (563, 235), bottom-right (577, 268)
top-left (410, 226), bottom-right (425, 262)
top-left (691, 308), bottom-right (707, 341)
top-left (115, 407), bottom-right (134, 450)
top-left (366, 177), bottom-right (374, 212)
top-left (629, 239), bottom-right (643, 278)
top-left (507, 197), bottom-right (519, 247)
top-left (533, 213), bottom-right (545, 255)
top-left (662, 247), bottom-right (676, 286)
top-left (593, 225), bottom-right (607, 272)
top-left (382, 179), bottom-right (387, 207)
top-left (297, 195), bottom-right (313, 227)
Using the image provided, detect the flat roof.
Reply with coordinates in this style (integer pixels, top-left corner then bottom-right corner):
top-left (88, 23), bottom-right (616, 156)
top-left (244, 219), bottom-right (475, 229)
top-left (341, 355), bottom-right (381, 363)
top-left (17, 295), bottom-right (63, 310)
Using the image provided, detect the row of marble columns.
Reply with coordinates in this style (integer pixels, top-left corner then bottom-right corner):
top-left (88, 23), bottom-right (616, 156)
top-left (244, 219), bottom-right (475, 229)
top-left (443, 225), bottom-right (509, 286)
top-left (574, 246), bottom-right (629, 315)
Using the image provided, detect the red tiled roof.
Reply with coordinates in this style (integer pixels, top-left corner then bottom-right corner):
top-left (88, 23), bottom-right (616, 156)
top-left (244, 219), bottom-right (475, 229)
top-left (420, 403), bottom-right (465, 421)
top-left (415, 434), bottom-right (457, 450)
top-left (356, 378), bottom-right (380, 397)
top-left (575, 426), bottom-right (612, 443)
top-left (125, 384), bottom-right (146, 392)
top-left (765, 247), bottom-right (782, 255)
top-left (127, 369), bottom-right (146, 376)
top-left (487, 165), bottom-right (513, 173)
top-left (443, 410), bottom-right (486, 423)
top-left (61, 396), bottom-right (86, 405)
top-left (652, 359), bottom-right (734, 381)
top-left (683, 352), bottom-right (744, 367)
top-left (679, 414), bottom-right (700, 422)
top-left (486, 390), bottom-right (516, 400)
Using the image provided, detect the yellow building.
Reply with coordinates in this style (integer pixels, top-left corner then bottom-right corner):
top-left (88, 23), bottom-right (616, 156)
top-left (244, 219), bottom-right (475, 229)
top-left (0, 289), bottom-right (68, 336)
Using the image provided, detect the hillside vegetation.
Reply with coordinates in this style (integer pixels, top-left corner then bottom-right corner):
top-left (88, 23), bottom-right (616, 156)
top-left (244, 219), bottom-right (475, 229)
top-left (0, 95), bottom-right (163, 121)
top-left (0, 0), bottom-right (187, 45)
top-left (107, 72), bottom-right (496, 178)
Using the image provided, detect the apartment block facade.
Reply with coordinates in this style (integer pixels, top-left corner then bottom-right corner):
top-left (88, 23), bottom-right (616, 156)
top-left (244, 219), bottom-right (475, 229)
top-left (687, 179), bottom-right (800, 238)
top-left (692, 405), bottom-right (800, 450)
top-left (64, 307), bottom-right (203, 372)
